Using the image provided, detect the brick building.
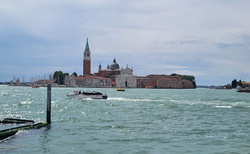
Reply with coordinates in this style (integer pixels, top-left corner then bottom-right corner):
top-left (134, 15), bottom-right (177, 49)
top-left (64, 75), bottom-right (111, 87)
top-left (136, 74), bottom-right (194, 89)
top-left (242, 82), bottom-right (250, 88)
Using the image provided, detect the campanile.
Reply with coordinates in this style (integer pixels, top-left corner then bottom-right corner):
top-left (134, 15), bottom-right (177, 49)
top-left (83, 38), bottom-right (91, 75)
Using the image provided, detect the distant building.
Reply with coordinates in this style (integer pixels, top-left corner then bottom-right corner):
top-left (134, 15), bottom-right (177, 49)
top-left (182, 79), bottom-right (194, 89)
top-left (95, 58), bottom-right (121, 82)
top-left (136, 74), bottom-right (194, 89)
top-left (16, 78), bottom-right (21, 86)
top-left (83, 38), bottom-right (91, 76)
top-left (64, 75), bottom-right (111, 87)
top-left (115, 65), bottom-right (137, 88)
top-left (33, 79), bottom-right (56, 86)
top-left (94, 58), bottom-right (137, 87)
top-left (136, 76), bottom-right (148, 88)
top-left (157, 77), bottom-right (183, 88)
top-left (242, 82), bottom-right (250, 89)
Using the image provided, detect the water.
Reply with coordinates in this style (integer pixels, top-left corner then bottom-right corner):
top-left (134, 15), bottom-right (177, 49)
top-left (0, 85), bottom-right (250, 153)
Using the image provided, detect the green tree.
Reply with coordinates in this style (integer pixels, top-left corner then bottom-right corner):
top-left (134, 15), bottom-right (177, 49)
top-left (53, 71), bottom-right (63, 84)
top-left (71, 72), bottom-right (78, 76)
top-left (63, 73), bottom-right (69, 77)
top-left (171, 73), bottom-right (178, 76)
top-left (63, 72), bottom-right (69, 78)
top-left (238, 80), bottom-right (242, 87)
top-left (53, 71), bottom-right (69, 84)
top-left (231, 79), bottom-right (238, 88)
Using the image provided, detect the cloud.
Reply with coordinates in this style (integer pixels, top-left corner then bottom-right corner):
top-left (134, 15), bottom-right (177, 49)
top-left (1, 0), bottom-right (250, 85)
top-left (164, 40), bottom-right (201, 46)
top-left (215, 43), bottom-right (242, 48)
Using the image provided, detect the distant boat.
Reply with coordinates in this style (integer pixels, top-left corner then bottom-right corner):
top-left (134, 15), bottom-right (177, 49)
top-left (66, 91), bottom-right (108, 99)
top-left (31, 86), bottom-right (39, 88)
top-left (117, 85), bottom-right (125, 91)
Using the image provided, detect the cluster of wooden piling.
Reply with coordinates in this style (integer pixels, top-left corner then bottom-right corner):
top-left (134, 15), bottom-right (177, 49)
top-left (0, 119), bottom-right (48, 140)
top-left (0, 118), bottom-right (34, 124)
top-left (0, 84), bottom-right (52, 141)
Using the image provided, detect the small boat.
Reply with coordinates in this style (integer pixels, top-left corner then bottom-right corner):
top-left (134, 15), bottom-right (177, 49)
top-left (31, 85), bottom-right (39, 88)
top-left (116, 85), bottom-right (125, 91)
top-left (66, 91), bottom-right (108, 99)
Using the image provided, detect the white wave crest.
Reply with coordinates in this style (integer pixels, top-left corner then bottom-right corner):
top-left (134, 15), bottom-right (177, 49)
top-left (108, 97), bottom-right (153, 102)
top-left (20, 101), bottom-right (32, 104)
top-left (215, 106), bottom-right (232, 108)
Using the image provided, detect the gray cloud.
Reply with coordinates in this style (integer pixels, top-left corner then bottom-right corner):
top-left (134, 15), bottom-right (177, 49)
top-left (216, 43), bottom-right (242, 48)
top-left (164, 40), bottom-right (201, 46)
top-left (1, 0), bottom-right (250, 85)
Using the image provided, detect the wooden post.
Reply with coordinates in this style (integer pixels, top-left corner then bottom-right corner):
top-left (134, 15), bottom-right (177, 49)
top-left (47, 84), bottom-right (51, 124)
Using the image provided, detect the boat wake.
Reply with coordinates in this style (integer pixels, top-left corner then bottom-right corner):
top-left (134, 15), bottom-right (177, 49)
top-left (107, 97), bottom-right (153, 102)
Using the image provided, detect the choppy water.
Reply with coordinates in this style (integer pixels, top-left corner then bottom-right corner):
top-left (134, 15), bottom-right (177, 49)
top-left (0, 85), bottom-right (250, 153)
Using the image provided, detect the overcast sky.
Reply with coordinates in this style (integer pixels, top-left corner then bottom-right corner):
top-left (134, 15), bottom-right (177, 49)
top-left (1, 0), bottom-right (250, 85)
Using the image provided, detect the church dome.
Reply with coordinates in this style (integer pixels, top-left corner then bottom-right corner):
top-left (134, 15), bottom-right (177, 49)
top-left (109, 58), bottom-right (119, 70)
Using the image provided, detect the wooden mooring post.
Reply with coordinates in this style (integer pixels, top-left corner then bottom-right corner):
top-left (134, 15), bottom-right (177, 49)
top-left (47, 84), bottom-right (51, 124)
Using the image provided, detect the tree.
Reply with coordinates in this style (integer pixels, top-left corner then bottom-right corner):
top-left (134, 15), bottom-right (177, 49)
top-left (231, 79), bottom-right (238, 88)
top-left (53, 71), bottom-right (69, 85)
top-left (53, 71), bottom-right (63, 84)
top-left (238, 80), bottom-right (242, 87)
top-left (63, 73), bottom-right (69, 77)
top-left (63, 73), bottom-right (69, 84)
top-left (171, 73), bottom-right (178, 76)
top-left (71, 72), bottom-right (78, 76)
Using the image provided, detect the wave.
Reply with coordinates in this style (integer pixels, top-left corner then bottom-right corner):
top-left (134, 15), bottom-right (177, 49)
top-left (214, 106), bottom-right (232, 108)
top-left (20, 101), bottom-right (33, 105)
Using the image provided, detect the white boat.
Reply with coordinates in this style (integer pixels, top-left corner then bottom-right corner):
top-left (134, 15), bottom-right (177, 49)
top-left (66, 91), bottom-right (108, 99)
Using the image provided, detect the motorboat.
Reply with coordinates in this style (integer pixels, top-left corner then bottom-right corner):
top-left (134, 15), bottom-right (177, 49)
top-left (236, 85), bottom-right (250, 93)
top-left (66, 91), bottom-right (108, 99)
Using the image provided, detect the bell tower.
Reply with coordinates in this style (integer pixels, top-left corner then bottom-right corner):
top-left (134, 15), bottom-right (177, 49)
top-left (83, 38), bottom-right (91, 75)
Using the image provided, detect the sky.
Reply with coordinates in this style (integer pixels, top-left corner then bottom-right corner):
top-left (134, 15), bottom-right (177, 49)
top-left (1, 0), bottom-right (250, 85)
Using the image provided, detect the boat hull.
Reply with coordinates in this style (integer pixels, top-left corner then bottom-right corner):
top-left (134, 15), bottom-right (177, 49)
top-left (237, 89), bottom-right (250, 93)
top-left (117, 89), bottom-right (125, 91)
top-left (66, 93), bottom-right (107, 99)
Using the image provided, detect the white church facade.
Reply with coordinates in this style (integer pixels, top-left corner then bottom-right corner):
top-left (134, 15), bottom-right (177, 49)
top-left (115, 66), bottom-right (137, 88)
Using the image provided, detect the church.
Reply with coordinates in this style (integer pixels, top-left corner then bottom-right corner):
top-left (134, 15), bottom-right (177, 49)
top-left (65, 38), bottom-right (137, 88)
top-left (65, 38), bottom-right (194, 89)
top-left (94, 58), bottom-right (121, 83)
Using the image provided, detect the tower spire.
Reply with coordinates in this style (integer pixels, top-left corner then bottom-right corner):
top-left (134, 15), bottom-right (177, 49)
top-left (85, 38), bottom-right (89, 51)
